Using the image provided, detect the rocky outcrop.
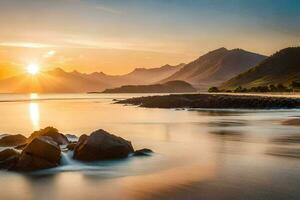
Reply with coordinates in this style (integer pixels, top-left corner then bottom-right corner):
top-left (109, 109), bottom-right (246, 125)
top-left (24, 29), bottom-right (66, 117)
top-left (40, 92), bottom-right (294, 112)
top-left (67, 142), bottom-right (77, 150)
top-left (0, 149), bottom-right (20, 169)
top-left (0, 127), bottom-right (151, 171)
top-left (117, 94), bottom-right (300, 109)
top-left (13, 136), bottom-right (61, 171)
top-left (73, 129), bottom-right (134, 161)
top-left (0, 134), bottom-right (27, 147)
top-left (133, 148), bottom-right (153, 156)
top-left (28, 127), bottom-right (69, 145)
top-left (65, 134), bottom-right (78, 142)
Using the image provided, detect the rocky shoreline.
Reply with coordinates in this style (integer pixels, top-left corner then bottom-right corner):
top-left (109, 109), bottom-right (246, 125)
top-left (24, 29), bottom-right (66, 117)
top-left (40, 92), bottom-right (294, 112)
top-left (117, 94), bottom-right (300, 109)
top-left (0, 127), bottom-right (152, 171)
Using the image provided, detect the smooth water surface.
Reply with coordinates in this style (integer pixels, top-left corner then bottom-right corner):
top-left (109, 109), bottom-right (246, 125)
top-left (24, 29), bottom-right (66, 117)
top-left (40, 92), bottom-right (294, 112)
top-left (0, 93), bottom-right (299, 200)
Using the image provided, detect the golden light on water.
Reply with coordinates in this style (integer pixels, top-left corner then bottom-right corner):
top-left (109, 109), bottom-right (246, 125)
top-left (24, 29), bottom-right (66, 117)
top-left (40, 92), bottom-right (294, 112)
top-left (26, 63), bottom-right (40, 75)
top-left (29, 93), bottom-right (40, 130)
top-left (29, 103), bottom-right (40, 130)
top-left (30, 93), bottom-right (38, 99)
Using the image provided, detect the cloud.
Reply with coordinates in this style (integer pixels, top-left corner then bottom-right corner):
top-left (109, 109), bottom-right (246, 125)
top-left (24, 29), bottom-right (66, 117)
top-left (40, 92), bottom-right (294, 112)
top-left (0, 42), bottom-right (55, 48)
top-left (43, 50), bottom-right (56, 58)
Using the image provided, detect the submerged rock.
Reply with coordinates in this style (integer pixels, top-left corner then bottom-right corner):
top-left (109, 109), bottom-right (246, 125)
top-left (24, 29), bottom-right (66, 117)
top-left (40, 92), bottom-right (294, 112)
top-left (0, 134), bottom-right (27, 147)
top-left (73, 129), bottom-right (134, 161)
top-left (13, 136), bottom-right (61, 171)
top-left (266, 147), bottom-right (300, 158)
top-left (272, 135), bottom-right (300, 144)
top-left (28, 127), bottom-right (69, 145)
top-left (282, 118), bottom-right (300, 126)
top-left (0, 149), bottom-right (20, 169)
top-left (133, 148), bottom-right (153, 156)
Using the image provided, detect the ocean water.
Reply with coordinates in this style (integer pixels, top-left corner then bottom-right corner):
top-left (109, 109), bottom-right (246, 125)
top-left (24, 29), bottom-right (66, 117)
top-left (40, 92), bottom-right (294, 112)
top-left (0, 93), bottom-right (299, 200)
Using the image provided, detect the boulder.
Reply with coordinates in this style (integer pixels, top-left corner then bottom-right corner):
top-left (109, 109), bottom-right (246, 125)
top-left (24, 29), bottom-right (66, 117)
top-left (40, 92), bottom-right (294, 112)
top-left (0, 149), bottom-right (19, 160)
top-left (15, 143), bottom-right (27, 150)
top-left (0, 134), bottom-right (27, 147)
top-left (14, 136), bottom-right (61, 171)
top-left (133, 148), bottom-right (153, 156)
top-left (65, 134), bottom-right (78, 142)
top-left (73, 129), bottom-right (134, 161)
top-left (28, 127), bottom-right (69, 145)
top-left (73, 134), bottom-right (87, 152)
top-left (67, 142), bottom-right (77, 151)
top-left (78, 134), bottom-right (88, 144)
top-left (0, 149), bottom-right (20, 169)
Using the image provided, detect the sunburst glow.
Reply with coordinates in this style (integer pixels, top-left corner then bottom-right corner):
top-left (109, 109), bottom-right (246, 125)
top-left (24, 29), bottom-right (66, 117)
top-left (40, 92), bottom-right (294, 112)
top-left (27, 63), bottom-right (40, 75)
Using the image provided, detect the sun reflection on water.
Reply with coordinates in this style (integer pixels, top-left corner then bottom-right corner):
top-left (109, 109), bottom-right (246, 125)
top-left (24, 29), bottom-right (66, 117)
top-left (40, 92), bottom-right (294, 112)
top-left (30, 93), bottom-right (38, 100)
top-left (29, 93), bottom-right (40, 130)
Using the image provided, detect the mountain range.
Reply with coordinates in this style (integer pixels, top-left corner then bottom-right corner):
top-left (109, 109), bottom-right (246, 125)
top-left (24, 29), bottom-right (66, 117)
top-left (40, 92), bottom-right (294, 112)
top-left (102, 80), bottom-right (196, 93)
top-left (0, 63), bottom-right (184, 93)
top-left (161, 48), bottom-right (266, 90)
top-left (221, 47), bottom-right (300, 89)
top-left (0, 47), bottom-right (299, 93)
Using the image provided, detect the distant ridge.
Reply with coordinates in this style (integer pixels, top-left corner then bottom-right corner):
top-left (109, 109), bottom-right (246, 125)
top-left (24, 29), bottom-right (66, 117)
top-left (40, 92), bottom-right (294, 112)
top-left (161, 48), bottom-right (266, 90)
top-left (102, 80), bottom-right (197, 93)
top-left (0, 63), bottom-right (184, 93)
top-left (221, 47), bottom-right (300, 89)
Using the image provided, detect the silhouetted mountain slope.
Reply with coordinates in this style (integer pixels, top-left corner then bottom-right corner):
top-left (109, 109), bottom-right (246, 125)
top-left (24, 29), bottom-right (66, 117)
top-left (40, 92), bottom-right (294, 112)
top-left (102, 80), bottom-right (196, 93)
top-left (221, 47), bottom-right (300, 89)
top-left (121, 63), bottom-right (185, 85)
top-left (161, 48), bottom-right (266, 90)
top-left (0, 63), bottom-right (184, 93)
top-left (0, 68), bottom-right (110, 93)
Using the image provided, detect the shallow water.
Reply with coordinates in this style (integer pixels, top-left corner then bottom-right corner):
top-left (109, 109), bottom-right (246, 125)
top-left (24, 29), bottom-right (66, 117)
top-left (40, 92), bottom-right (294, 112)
top-left (0, 93), bottom-right (299, 200)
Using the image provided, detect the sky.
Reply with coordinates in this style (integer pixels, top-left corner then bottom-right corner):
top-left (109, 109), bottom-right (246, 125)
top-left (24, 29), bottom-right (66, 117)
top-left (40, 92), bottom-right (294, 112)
top-left (0, 0), bottom-right (299, 78)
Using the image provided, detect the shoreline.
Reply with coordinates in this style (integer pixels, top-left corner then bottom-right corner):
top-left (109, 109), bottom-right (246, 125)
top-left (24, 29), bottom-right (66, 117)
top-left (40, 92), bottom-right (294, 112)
top-left (117, 93), bottom-right (300, 109)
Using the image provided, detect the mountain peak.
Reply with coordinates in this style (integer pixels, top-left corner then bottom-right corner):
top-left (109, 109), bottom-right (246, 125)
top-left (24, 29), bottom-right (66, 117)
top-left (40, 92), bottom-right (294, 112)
top-left (215, 47), bottom-right (228, 51)
top-left (221, 46), bottom-right (300, 89)
top-left (198, 47), bottom-right (228, 59)
top-left (161, 47), bottom-right (266, 90)
top-left (70, 70), bottom-right (82, 76)
top-left (209, 47), bottom-right (228, 53)
top-left (90, 71), bottom-right (108, 77)
top-left (50, 67), bottom-right (67, 74)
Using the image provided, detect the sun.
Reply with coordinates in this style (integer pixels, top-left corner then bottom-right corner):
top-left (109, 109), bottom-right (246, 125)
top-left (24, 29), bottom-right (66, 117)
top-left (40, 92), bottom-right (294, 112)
top-left (27, 63), bottom-right (40, 75)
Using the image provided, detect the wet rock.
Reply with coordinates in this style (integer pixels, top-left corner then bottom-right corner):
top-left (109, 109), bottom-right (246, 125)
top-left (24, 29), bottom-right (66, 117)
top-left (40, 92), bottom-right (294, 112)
top-left (65, 134), bottom-right (78, 142)
top-left (0, 134), bottom-right (27, 147)
top-left (133, 148), bottom-right (153, 156)
top-left (0, 149), bottom-right (20, 169)
top-left (15, 143), bottom-right (27, 150)
top-left (67, 142), bottom-right (77, 151)
top-left (0, 149), bottom-right (19, 160)
top-left (28, 127), bottom-right (69, 145)
top-left (13, 136), bottom-right (61, 171)
top-left (73, 129), bottom-right (134, 161)
top-left (75, 134), bottom-right (88, 148)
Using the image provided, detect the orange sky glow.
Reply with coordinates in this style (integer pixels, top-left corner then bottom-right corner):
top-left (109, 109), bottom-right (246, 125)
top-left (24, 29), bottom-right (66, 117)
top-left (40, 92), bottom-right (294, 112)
top-left (0, 0), bottom-right (299, 79)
